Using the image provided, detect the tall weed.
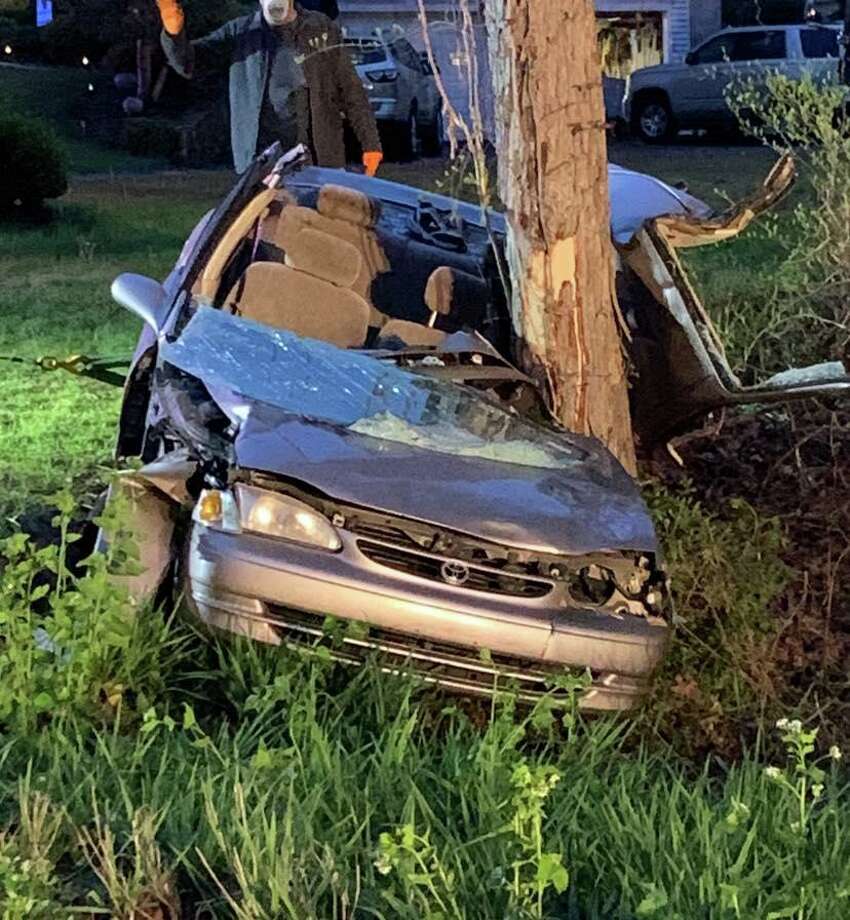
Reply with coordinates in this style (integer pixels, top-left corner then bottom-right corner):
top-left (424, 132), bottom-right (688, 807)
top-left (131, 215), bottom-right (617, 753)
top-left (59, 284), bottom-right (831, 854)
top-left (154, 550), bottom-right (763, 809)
top-left (646, 484), bottom-right (790, 754)
top-left (0, 491), bottom-right (187, 732)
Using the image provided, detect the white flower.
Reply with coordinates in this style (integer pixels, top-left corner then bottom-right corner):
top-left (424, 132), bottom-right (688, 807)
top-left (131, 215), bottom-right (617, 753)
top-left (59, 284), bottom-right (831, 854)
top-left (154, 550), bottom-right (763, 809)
top-left (373, 854), bottom-right (392, 876)
top-left (776, 718), bottom-right (789, 730)
top-left (830, 745), bottom-right (842, 761)
top-left (764, 766), bottom-right (782, 780)
top-left (788, 719), bottom-right (803, 733)
top-left (812, 783), bottom-right (824, 800)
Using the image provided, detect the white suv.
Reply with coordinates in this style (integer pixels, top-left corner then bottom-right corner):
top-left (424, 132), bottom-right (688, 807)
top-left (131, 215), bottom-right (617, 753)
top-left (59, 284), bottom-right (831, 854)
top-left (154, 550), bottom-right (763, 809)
top-left (346, 32), bottom-right (442, 159)
top-left (625, 24), bottom-right (842, 143)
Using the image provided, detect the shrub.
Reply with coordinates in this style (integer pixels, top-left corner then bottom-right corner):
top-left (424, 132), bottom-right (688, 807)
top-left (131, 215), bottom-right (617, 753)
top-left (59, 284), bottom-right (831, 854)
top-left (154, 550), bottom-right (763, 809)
top-left (0, 113), bottom-right (68, 213)
top-left (42, 0), bottom-right (251, 64)
top-left (727, 72), bottom-right (850, 370)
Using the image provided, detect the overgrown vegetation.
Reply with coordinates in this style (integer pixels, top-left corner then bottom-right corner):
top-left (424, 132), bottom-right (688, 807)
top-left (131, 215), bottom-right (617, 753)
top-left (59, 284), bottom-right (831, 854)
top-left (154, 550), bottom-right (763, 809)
top-left (0, 511), bottom-right (847, 917)
top-left (711, 71), bottom-right (850, 378)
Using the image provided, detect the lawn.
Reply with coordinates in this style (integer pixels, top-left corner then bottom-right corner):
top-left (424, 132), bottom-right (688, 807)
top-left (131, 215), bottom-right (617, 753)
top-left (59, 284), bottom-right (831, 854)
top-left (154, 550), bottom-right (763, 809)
top-left (0, 63), bottom-right (168, 174)
top-left (0, 172), bottom-right (232, 521)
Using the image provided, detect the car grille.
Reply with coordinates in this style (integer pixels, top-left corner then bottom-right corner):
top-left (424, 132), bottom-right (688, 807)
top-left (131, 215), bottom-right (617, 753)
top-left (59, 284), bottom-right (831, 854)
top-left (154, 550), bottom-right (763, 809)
top-left (263, 605), bottom-right (633, 707)
top-left (355, 538), bottom-right (553, 599)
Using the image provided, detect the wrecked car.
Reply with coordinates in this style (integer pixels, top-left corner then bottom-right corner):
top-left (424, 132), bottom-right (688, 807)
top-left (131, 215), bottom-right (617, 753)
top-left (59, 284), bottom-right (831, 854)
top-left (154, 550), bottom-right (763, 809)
top-left (104, 145), bottom-right (672, 711)
top-left (103, 144), bottom-right (850, 711)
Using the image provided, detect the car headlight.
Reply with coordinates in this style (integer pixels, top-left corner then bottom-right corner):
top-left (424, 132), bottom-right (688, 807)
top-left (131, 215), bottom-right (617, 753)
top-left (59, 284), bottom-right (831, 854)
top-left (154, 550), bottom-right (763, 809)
top-left (194, 486), bottom-right (342, 552)
top-left (365, 67), bottom-right (398, 83)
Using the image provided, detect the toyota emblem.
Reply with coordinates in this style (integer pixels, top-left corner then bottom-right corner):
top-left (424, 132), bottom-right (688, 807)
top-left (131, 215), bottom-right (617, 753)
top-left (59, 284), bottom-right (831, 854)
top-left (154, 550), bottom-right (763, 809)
top-left (441, 560), bottom-right (470, 586)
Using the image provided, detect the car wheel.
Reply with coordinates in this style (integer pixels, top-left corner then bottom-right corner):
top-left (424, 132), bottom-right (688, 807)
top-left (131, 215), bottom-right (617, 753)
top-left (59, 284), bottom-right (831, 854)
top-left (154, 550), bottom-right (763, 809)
top-left (421, 108), bottom-right (445, 157)
top-left (633, 95), bottom-right (676, 144)
top-left (396, 107), bottom-right (420, 161)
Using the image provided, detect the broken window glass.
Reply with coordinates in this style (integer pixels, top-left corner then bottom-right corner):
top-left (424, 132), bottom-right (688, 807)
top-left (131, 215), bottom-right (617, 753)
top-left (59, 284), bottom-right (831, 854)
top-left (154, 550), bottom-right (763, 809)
top-left (161, 306), bottom-right (599, 472)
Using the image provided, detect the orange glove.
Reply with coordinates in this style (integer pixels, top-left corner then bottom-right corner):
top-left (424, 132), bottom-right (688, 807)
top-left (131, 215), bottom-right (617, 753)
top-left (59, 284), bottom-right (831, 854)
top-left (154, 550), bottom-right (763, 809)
top-left (363, 150), bottom-right (383, 177)
top-left (156, 0), bottom-right (185, 36)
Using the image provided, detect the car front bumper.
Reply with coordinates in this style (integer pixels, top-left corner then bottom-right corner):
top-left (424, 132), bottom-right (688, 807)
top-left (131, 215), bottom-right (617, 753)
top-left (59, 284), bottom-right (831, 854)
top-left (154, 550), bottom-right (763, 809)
top-left (186, 525), bottom-right (670, 711)
top-left (368, 98), bottom-right (402, 121)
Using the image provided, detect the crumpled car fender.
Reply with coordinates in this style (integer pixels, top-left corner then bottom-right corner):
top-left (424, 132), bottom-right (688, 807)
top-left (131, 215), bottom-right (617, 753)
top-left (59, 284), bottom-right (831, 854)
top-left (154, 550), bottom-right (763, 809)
top-left (95, 454), bottom-right (196, 605)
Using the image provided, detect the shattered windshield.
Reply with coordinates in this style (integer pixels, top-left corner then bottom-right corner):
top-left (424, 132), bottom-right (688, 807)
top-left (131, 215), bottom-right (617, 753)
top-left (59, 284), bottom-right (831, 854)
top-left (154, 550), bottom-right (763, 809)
top-left (161, 307), bottom-right (596, 472)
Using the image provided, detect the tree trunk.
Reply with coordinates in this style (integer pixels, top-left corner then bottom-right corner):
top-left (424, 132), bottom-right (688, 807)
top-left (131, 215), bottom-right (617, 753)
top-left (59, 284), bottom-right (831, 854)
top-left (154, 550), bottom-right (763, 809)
top-left (485, 0), bottom-right (637, 473)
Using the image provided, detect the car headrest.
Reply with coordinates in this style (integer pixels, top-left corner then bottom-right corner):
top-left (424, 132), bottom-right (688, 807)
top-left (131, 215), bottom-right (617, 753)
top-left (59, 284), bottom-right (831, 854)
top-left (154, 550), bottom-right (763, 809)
top-left (284, 227), bottom-right (362, 288)
top-left (424, 266), bottom-right (491, 325)
top-left (317, 184), bottom-right (380, 228)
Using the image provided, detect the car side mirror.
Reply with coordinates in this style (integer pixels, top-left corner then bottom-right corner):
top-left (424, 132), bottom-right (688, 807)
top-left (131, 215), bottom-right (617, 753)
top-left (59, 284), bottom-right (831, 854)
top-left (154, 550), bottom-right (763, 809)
top-left (685, 51), bottom-right (696, 65)
top-left (111, 273), bottom-right (169, 333)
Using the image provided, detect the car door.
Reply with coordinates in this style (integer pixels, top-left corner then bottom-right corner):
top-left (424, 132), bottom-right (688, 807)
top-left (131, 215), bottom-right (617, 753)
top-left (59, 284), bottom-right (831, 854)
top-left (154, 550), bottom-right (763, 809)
top-left (676, 33), bottom-right (738, 121)
top-left (798, 26), bottom-right (842, 85)
top-left (727, 29), bottom-right (790, 105)
top-left (116, 146), bottom-right (287, 459)
top-left (389, 37), bottom-right (422, 120)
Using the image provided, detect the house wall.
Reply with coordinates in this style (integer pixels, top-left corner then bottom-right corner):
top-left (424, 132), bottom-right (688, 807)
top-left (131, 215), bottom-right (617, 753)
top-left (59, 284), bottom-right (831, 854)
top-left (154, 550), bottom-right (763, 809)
top-left (690, 0), bottom-right (722, 45)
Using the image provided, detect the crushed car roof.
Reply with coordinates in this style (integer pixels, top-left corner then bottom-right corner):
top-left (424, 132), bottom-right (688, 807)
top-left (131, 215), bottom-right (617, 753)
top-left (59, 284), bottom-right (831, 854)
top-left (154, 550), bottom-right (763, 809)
top-left (288, 164), bottom-right (715, 246)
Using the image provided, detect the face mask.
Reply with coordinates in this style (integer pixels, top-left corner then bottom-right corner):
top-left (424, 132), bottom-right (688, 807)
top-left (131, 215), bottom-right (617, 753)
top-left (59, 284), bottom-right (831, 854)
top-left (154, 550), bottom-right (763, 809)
top-left (260, 0), bottom-right (294, 26)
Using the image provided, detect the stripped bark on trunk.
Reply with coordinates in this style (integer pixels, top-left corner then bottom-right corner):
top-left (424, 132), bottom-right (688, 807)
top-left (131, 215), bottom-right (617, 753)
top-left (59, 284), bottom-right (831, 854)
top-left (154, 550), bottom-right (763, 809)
top-left (485, 0), bottom-right (637, 472)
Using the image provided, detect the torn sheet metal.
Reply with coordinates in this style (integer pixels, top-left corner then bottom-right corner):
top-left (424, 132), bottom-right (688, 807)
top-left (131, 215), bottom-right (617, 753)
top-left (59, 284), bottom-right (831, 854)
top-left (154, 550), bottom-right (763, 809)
top-left (162, 306), bottom-right (590, 472)
top-left (608, 164), bottom-right (714, 244)
top-left (762, 361), bottom-right (848, 389)
top-left (652, 153), bottom-right (796, 249)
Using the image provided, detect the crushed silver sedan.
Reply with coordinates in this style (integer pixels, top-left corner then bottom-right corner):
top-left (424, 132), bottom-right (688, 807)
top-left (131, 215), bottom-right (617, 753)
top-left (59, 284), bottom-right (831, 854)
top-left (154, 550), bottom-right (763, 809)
top-left (101, 145), bottom-right (671, 711)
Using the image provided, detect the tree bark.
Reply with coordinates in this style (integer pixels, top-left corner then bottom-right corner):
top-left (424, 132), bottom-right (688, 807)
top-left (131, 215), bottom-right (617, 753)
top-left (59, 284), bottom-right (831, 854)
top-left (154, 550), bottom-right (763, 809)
top-left (485, 0), bottom-right (637, 473)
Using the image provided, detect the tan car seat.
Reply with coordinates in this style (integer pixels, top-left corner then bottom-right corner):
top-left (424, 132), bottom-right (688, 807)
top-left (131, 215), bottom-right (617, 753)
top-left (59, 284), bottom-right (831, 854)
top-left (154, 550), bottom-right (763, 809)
top-left (267, 185), bottom-right (391, 328)
top-left (226, 226), bottom-right (370, 349)
top-left (376, 266), bottom-right (458, 348)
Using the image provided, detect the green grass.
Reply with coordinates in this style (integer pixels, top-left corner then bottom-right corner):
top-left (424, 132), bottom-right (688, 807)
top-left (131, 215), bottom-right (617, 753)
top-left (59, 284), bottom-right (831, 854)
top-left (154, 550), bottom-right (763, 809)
top-left (0, 593), bottom-right (846, 918)
top-left (0, 172), bottom-right (232, 519)
top-left (0, 63), bottom-right (168, 175)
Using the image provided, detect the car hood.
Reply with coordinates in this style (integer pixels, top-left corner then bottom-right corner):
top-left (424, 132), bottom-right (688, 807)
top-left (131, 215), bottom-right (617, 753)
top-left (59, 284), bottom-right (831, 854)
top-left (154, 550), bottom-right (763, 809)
top-left (160, 307), bottom-right (657, 556)
top-left (232, 412), bottom-right (656, 556)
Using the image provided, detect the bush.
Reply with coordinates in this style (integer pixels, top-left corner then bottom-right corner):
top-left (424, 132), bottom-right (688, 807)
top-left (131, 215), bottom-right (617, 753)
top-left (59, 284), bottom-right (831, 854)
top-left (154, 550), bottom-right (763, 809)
top-left (42, 0), bottom-right (251, 65)
top-left (0, 113), bottom-right (68, 213)
top-left (727, 72), bottom-right (850, 371)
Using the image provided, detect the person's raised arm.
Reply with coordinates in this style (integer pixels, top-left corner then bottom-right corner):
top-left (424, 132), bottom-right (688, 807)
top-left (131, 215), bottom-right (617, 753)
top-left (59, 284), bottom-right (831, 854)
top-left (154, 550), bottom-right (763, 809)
top-left (156, 0), bottom-right (237, 79)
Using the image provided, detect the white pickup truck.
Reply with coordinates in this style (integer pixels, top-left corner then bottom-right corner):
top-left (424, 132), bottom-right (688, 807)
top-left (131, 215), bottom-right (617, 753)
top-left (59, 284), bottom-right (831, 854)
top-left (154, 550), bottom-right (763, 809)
top-left (624, 23), bottom-right (842, 142)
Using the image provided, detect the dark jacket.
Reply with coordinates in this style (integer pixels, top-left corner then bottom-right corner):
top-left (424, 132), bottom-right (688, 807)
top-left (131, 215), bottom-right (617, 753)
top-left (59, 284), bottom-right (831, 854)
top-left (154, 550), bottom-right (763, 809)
top-left (161, 7), bottom-right (380, 173)
top-left (297, 0), bottom-right (339, 19)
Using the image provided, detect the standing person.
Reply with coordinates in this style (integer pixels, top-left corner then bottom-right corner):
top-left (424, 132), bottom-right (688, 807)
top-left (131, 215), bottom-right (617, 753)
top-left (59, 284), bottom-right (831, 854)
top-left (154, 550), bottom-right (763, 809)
top-left (155, 0), bottom-right (383, 176)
